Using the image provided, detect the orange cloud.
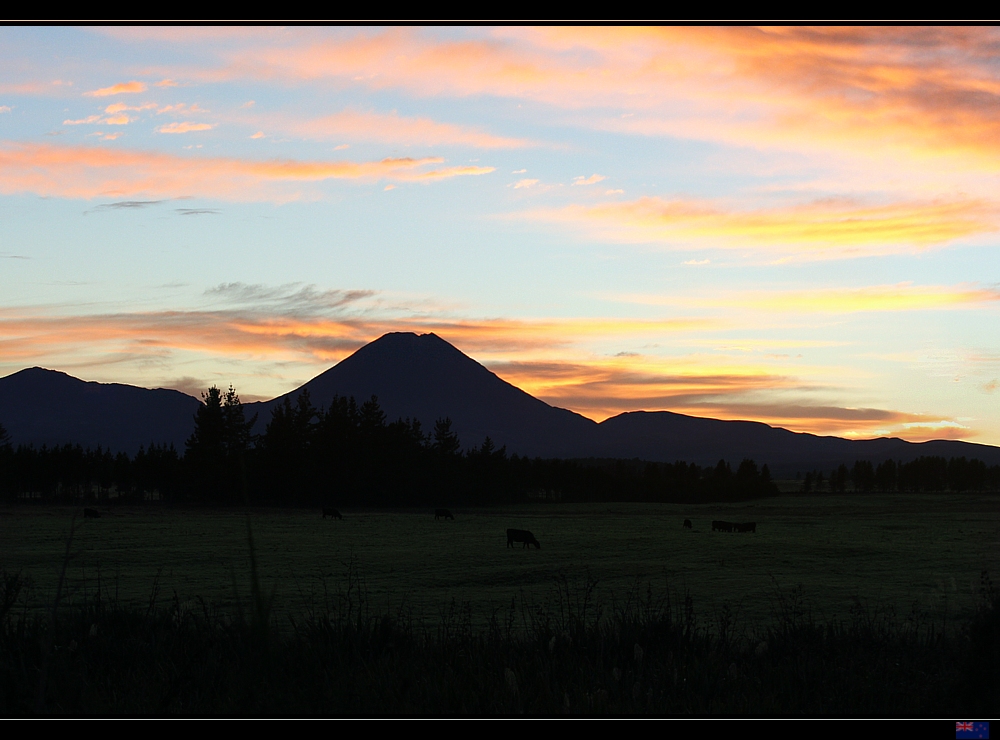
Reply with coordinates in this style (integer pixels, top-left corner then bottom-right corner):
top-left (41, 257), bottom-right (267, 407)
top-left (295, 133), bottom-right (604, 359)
top-left (493, 353), bottom-right (955, 436)
top-left (0, 300), bottom-right (976, 441)
top-left (527, 195), bottom-right (996, 256)
top-left (0, 302), bottom-right (710, 377)
top-left (172, 27), bottom-right (1000, 178)
top-left (270, 109), bottom-right (531, 149)
top-left (63, 115), bottom-right (102, 125)
top-left (0, 303), bottom-right (728, 426)
top-left (85, 81), bottom-right (147, 96)
top-left (63, 102), bottom-right (158, 127)
top-left (735, 283), bottom-right (1000, 313)
top-left (0, 142), bottom-right (493, 202)
top-left (658, 402), bottom-right (959, 439)
top-left (156, 103), bottom-right (207, 115)
top-left (513, 28), bottom-right (1000, 164)
top-left (157, 122), bottom-right (214, 133)
top-left (614, 283), bottom-right (1000, 314)
top-left (396, 164), bottom-right (495, 181)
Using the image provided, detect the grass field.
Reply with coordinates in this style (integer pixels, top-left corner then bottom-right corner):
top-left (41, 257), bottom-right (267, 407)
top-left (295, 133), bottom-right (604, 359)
top-left (1, 494), bottom-right (997, 631)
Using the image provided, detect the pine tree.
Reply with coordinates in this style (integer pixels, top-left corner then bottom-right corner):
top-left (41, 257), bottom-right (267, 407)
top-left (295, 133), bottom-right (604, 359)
top-left (185, 386), bottom-right (255, 502)
top-left (432, 417), bottom-right (461, 457)
top-left (185, 387), bottom-right (226, 501)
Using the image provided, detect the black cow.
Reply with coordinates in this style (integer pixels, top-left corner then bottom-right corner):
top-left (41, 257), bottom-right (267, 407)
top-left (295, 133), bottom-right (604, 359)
top-left (712, 520), bottom-right (735, 532)
top-left (435, 509), bottom-right (454, 520)
top-left (734, 522), bottom-right (757, 533)
top-left (322, 508), bottom-right (343, 520)
top-left (507, 528), bottom-right (540, 549)
top-left (83, 508), bottom-right (100, 519)
top-left (683, 519), bottom-right (692, 529)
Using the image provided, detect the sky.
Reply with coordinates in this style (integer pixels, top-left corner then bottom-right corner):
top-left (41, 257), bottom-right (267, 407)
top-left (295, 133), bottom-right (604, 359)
top-left (1, 26), bottom-right (999, 444)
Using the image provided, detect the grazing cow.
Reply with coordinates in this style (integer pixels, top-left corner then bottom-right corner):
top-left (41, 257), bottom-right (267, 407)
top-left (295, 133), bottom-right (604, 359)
top-left (435, 508), bottom-right (454, 520)
top-left (683, 519), bottom-right (692, 529)
top-left (322, 508), bottom-right (343, 520)
top-left (712, 520), bottom-right (735, 532)
top-left (734, 522), bottom-right (757, 533)
top-left (507, 528), bottom-right (540, 549)
top-left (83, 508), bottom-right (100, 519)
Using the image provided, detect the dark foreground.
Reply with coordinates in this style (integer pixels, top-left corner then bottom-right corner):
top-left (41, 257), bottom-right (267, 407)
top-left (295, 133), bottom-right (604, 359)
top-left (1, 570), bottom-right (997, 716)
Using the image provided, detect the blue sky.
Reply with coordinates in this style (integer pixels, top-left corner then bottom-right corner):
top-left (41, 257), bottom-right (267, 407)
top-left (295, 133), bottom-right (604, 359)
top-left (2, 26), bottom-right (999, 443)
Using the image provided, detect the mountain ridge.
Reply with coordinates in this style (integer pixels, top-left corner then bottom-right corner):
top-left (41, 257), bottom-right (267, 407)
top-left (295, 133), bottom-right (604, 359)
top-left (3, 332), bottom-right (1000, 475)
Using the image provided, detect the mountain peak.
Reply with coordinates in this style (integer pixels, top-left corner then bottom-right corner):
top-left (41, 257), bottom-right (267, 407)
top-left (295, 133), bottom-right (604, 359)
top-left (250, 331), bottom-right (598, 457)
top-left (5, 334), bottom-right (1000, 470)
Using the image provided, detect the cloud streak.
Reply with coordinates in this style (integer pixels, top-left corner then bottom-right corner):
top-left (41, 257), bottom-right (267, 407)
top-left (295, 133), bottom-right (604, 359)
top-left (613, 282), bottom-right (1000, 314)
top-left (734, 283), bottom-right (1000, 313)
top-left (0, 142), bottom-right (495, 202)
top-left (85, 81), bottom-right (147, 97)
top-left (170, 28), bottom-right (1000, 170)
top-left (525, 195), bottom-right (996, 257)
top-left (265, 108), bottom-right (531, 149)
top-left (89, 199), bottom-right (167, 211)
top-left (0, 291), bottom-right (974, 441)
top-left (157, 122), bottom-right (214, 133)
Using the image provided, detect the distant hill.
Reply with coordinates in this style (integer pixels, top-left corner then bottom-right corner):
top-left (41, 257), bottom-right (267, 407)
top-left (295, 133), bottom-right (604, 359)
top-left (4, 333), bottom-right (1000, 474)
top-left (0, 367), bottom-right (200, 454)
top-left (595, 410), bottom-right (1000, 476)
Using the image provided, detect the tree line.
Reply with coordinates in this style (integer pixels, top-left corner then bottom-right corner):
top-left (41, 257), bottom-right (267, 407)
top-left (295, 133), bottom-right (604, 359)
top-left (2, 386), bottom-right (998, 506)
top-left (799, 456), bottom-right (1000, 494)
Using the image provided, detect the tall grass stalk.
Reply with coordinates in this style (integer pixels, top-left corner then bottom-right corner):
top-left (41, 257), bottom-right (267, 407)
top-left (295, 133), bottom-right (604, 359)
top-left (1, 565), bottom-right (996, 715)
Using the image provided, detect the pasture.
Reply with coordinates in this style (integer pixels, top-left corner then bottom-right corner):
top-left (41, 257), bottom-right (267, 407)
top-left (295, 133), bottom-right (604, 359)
top-left (1, 494), bottom-right (997, 630)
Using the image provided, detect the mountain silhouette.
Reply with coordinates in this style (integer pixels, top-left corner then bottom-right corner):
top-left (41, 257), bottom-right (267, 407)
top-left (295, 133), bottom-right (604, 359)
top-left (595, 410), bottom-right (1000, 475)
top-left (245, 332), bottom-right (598, 458)
top-left (3, 333), bottom-right (1000, 475)
top-left (0, 367), bottom-right (200, 454)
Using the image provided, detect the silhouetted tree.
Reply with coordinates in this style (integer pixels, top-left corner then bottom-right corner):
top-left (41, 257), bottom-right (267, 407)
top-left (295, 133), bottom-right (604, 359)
top-left (714, 459), bottom-right (732, 479)
top-left (736, 458), bottom-right (759, 482)
top-left (185, 386), bottom-right (225, 501)
top-left (432, 417), bottom-right (461, 457)
top-left (222, 386), bottom-right (256, 503)
top-left (831, 464), bottom-right (849, 493)
top-left (185, 385), bottom-right (256, 502)
top-left (260, 390), bottom-right (317, 503)
top-left (875, 459), bottom-right (897, 492)
top-left (0, 422), bottom-right (11, 502)
top-left (852, 460), bottom-right (875, 493)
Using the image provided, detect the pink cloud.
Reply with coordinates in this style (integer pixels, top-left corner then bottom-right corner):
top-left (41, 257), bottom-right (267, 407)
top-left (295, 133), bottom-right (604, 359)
top-left (156, 122), bottom-right (214, 133)
top-left (84, 81), bottom-right (148, 97)
top-left (172, 27), bottom-right (1000, 173)
top-left (259, 108), bottom-right (530, 149)
top-left (0, 142), bottom-right (494, 202)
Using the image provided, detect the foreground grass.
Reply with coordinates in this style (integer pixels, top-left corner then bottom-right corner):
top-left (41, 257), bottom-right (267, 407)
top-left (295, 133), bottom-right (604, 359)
top-left (1, 567), bottom-right (996, 716)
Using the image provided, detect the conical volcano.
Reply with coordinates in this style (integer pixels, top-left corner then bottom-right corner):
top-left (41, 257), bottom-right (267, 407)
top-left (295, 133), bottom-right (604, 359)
top-left (248, 332), bottom-right (600, 457)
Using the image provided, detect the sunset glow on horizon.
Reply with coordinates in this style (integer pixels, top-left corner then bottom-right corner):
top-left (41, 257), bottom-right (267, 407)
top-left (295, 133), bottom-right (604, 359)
top-left (1, 26), bottom-right (998, 444)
